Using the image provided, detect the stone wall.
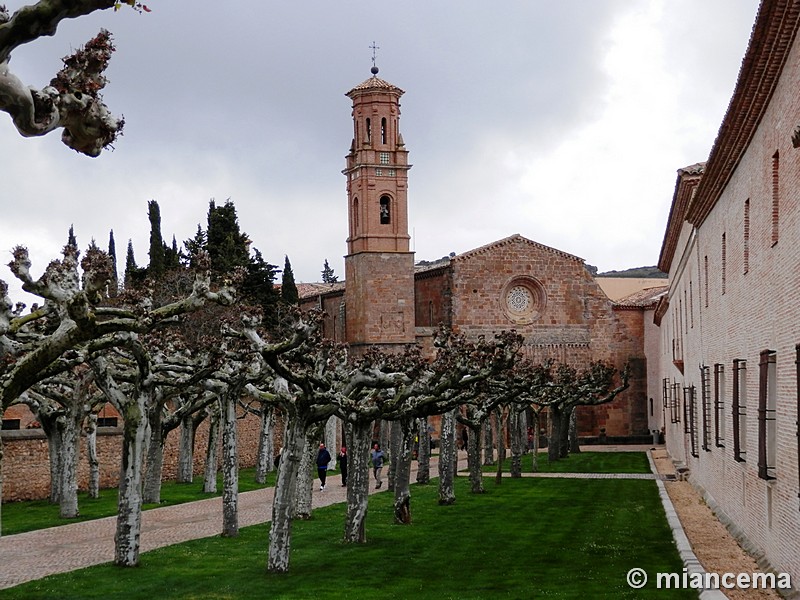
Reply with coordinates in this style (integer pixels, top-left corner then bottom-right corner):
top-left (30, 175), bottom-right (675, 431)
top-left (2, 405), bottom-right (268, 502)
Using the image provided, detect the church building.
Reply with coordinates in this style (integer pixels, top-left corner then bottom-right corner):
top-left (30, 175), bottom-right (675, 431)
top-left (299, 67), bottom-right (653, 442)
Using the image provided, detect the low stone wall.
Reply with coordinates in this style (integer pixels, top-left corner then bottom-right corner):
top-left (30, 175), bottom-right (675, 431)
top-left (2, 406), bottom-right (267, 503)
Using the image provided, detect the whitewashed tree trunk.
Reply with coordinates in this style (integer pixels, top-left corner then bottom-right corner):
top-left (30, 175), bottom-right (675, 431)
top-left (293, 432), bottom-right (316, 520)
top-left (115, 398), bottom-right (148, 567)
top-left (254, 405), bottom-right (274, 483)
top-left (221, 395), bottom-right (238, 537)
top-left (393, 418), bottom-right (416, 524)
top-left (388, 420), bottom-right (401, 492)
top-left (416, 417), bottom-right (431, 485)
top-left (344, 420), bottom-right (372, 543)
top-left (203, 400), bottom-right (221, 493)
top-left (142, 407), bottom-right (165, 504)
top-left (58, 403), bottom-right (83, 518)
top-left (438, 408), bottom-right (457, 505)
top-left (177, 412), bottom-right (195, 483)
top-left (325, 416), bottom-right (337, 472)
top-left (509, 408), bottom-right (523, 478)
top-left (268, 417), bottom-right (307, 572)
top-left (482, 416), bottom-right (495, 466)
top-left (85, 412), bottom-right (100, 498)
top-left (466, 423), bottom-right (484, 494)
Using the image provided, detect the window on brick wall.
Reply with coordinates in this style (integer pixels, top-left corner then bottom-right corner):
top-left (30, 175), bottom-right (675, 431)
top-left (733, 358), bottom-right (747, 462)
top-left (700, 365), bottom-right (711, 451)
top-left (379, 195), bottom-right (391, 224)
top-left (772, 150), bottom-right (779, 246)
top-left (1, 419), bottom-right (20, 430)
top-left (366, 118), bottom-right (371, 144)
top-left (381, 118), bottom-right (387, 145)
top-left (722, 233), bottom-right (727, 294)
top-left (757, 349), bottom-right (777, 480)
top-left (672, 382), bottom-right (681, 424)
top-left (744, 198), bottom-right (750, 274)
top-left (704, 256), bottom-right (709, 307)
top-left (686, 385), bottom-right (698, 458)
top-left (97, 417), bottom-right (118, 428)
top-left (714, 363), bottom-right (726, 447)
top-left (795, 344), bottom-right (800, 508)
top-left (690, 282), bottom-right (694, 329)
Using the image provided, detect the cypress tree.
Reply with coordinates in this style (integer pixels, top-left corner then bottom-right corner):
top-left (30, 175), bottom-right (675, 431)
top-left (321, 259), bottom-right (338, 283)
top-left (108, 229), bottom-right (118, 297)
top-left (281, 255), bottom-right (299, 305)
top-left (67, 224), bottom-right (77, 249)
top-left (147, 199), bottom-right (165, 278)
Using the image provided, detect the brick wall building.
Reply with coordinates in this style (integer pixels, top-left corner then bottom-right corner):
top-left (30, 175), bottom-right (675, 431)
top-left (300, 69), bottom-right (653, 441)
top-left (656, 0), bottom-right (800, 585)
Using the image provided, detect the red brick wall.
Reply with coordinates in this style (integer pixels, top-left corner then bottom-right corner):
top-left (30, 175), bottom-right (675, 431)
top-left (2, 405), bottom-right (265, 502)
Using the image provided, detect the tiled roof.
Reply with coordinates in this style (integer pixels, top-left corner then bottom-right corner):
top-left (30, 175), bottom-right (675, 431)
top-left (346, 76), bottom-right (404, 96)
top-left (297, 281), bottom-right (346, 300)
top-left (685, 0), bottom-right (800, 226)
top-left (613, 285), bottom-right (669, 309)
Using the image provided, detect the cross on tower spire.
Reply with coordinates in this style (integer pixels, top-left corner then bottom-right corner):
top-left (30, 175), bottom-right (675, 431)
top-left (369, 41), bottom-right (380, 75)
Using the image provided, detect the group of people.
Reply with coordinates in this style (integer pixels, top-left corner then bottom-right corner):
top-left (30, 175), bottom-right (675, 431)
top-left (315, 442), bottom-right (385, 491)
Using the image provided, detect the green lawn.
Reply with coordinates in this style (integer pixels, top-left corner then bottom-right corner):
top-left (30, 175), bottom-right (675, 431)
top-left (1, 467), bottom-right (279, 535)
top-left (484, 449), bottom-right (651, 474)
top-left (4, 474), bottom-right (693, 599)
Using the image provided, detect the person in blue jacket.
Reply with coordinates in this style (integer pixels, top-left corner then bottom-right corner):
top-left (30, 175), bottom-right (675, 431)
top-left (371, 443), bottom-right (385, 489)
top-left (316, 442), bottom-right (332, 491)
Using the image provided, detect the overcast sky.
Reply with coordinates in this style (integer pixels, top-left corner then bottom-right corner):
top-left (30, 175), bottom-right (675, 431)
top-left (1, 1), bottom-right (759, 303)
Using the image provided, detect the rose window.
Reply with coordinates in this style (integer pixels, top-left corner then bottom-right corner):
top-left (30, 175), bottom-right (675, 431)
top-left (506, 286), bottom-right (532, 313)
top-left (500, 277), bottom-right (546, 324)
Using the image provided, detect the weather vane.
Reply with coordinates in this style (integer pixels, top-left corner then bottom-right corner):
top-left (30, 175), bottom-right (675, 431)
top-left (369, 41), bottom-right (380, 75)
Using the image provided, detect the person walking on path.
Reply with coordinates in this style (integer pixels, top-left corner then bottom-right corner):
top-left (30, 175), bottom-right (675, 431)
top-left (371, 443), bottom-right (385, 489)
top-left (316, 442), bottom-right (332, 491)
top-left (338, 446), bottom-right (348, 487)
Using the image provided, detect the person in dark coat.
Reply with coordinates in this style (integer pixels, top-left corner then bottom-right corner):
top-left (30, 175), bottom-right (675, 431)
top-left (316, 442), bottom-right (332, 491)
top-left (338, 446), bottom-right (348, 487)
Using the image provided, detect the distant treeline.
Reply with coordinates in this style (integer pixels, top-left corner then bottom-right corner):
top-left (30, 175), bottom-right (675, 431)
top-left (594, 266), bottom-right (667, 278)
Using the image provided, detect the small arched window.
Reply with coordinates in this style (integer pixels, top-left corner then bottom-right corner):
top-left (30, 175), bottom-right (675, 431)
top-left (365, 118), bottom-right (371, 144)
top-left (353, 197), bottom-right (359, 232)
top-left (381, 118), bottom-right (387, 144)
top-left (379, 196), bottom-right (391, 224)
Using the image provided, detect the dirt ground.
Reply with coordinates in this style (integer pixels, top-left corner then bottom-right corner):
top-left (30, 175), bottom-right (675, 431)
top-left (651, 448), bottom-right (782, 600)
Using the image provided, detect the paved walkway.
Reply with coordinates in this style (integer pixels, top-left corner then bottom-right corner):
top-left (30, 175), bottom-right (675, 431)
top-left (0, 445), bottom-right (661, 590)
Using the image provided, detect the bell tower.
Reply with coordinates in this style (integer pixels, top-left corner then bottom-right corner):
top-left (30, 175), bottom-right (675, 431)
top-left (343, 64), bottom-right (415, 349)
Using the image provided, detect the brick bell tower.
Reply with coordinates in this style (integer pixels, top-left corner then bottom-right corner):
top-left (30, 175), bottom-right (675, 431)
top-left (343, 63), bottom-right (415, 350)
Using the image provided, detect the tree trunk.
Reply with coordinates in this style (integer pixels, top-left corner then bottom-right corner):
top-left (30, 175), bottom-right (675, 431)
top-left (268, 417), bottom-right (307, 573)
top-left (344, 420), bottom-right (372, 543)
top-left (221, 395), bottom-right (239, 537)
top-left (115, 398), bottom-right (148, 567)
top-left (548, 405), bottom-right (563, 463)
top-left (388, 419), bottom-right (401, 492)
top-left (509, 408), bottom-right (523, 478)
top-left (58, 403), bottom-right (83, 518)
top-left (495, 406), bottom-right (506, 484)
top-left (438, 409), bottom-right (457, 505)
top-left (559, 405), bottom-right (571, 459)
top-left (416, 416), bottom-right (430, 485)
top-left (176, 412), bottom-right (195, 483)
top-left (325, 415), bottom-right (338, 471)
top-left (203, 400), bottom-right (221, 493)
top-left (40, 412), bottom-right (64, 504)
top-left (85, 412), bottom-right (100, 499)
top-left (466, 422), bottom-right (484, 493)
top-left (293, 432), bottom-right (316, 520)
top-left (393, 418), bottom-right (416, 524)
top-left (142, 407), bottom-right (165, 504)
top-left (482, 416), bottom-right (495, 466)
top-left (531, 411), bottom-right (541, 473)
top-left (254, 405), bottom-right (274, 483)
top-left (569, 406), bottom-right (581, 454)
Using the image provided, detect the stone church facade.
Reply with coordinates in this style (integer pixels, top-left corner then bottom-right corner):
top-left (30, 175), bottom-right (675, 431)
top-left (300, 70), bottom-right (652, 441)
top-left (655, 0), bottom-right (800, 586)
